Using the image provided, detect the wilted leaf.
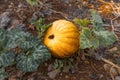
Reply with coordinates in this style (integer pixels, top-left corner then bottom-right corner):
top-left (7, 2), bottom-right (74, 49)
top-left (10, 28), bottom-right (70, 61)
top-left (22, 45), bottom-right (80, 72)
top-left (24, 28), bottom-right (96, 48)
top-left (0, 68), bottom-right (8, 80)
top-left (16, 43), bottom-right (51, 72)
top-left (0, 51), bottom-right (15, 67)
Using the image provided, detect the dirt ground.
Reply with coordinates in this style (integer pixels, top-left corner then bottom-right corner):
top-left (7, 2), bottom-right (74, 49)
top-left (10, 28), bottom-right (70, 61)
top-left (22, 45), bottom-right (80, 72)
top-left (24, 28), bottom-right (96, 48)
top-left (0, 0), bottom-right (120, 80)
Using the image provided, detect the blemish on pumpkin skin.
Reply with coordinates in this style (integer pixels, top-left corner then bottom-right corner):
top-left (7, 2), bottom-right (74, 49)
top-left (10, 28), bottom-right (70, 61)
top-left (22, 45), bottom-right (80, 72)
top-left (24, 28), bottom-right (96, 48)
top-left (48, 34), bottom-right (54, 39)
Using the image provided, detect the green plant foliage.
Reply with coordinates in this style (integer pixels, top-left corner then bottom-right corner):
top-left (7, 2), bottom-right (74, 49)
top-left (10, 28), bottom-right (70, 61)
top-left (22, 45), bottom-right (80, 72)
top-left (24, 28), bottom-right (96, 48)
top-left (80, 28), bottom-right (99, 49)
top-left (6, 28), bottom-right (31, 49)
top-left (33, 18), bottom-right (51, 38)
top-left (73, 18), bottom-right (90, 28)
top-left (53, 59), bottom-right (64, 69)
top-left (26, 0), bottom-right (38, 6)
top-left (0, 27), bottom-right (51, 73)
top-left (74, 10), bottom-right (116, 49)
top-left (0, 29), bottom-right (7, 49)
top-left (16, 42), bottom-right (51, 72)
top-left (93, 30), bottom-right (116, 47)
top-left (90, 10), bottom-right (116, 47)
top-left (0, 51), bottom-right (15, 67)
top-left (18, 36), bottom-right (39, 50)
top-left (0, 28), bottom-right (15, 67)
top-left (53, 58), bottom-right (74, 72)
top-left (0, 68), bottom-right (8, 80)
top-left (90, 9), bottom-right (104, 31)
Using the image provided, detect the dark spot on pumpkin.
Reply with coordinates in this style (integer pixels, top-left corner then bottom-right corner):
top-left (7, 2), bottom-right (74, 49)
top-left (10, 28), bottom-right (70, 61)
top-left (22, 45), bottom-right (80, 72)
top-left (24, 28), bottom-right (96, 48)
top-left (48, 34), bottom-right (54, 39)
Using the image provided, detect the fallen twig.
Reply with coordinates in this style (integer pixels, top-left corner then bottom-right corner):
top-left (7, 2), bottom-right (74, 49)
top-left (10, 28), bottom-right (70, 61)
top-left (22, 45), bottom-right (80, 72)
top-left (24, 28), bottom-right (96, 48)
top-left (102, 58), bottom-right (120, 71)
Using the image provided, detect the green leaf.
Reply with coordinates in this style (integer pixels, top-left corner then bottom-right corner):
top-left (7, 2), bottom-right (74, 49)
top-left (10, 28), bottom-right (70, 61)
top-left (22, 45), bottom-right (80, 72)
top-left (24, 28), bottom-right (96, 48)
top-left (53, 59), bottom-right (64, 69)
top-left (16, 43), bottom-right (51, 72)
top-left (18, 35), bottom-right (39, 50)
top-left (26, 0), bottom-right (38, 6)
top-left (0, 68), bottom-right (8, 80)
top-left (73, 18), bottom-right (90, 28)
top-left (0, 29), bottom-right (7, 49)
top-left (6, 28), bottom-right (31, 49)
top-left (33, 18), bottom-right (45, 31)
top-left (93, 30), bottom-right (116, 47)
top-left (90, 10), bottom-right (104, 31)
top-left (33, 18), bottom-right (51, 38)
top-left (0, 51), bottom-right (15, 67)
top-left (80, 28), bottom-right (99, 49)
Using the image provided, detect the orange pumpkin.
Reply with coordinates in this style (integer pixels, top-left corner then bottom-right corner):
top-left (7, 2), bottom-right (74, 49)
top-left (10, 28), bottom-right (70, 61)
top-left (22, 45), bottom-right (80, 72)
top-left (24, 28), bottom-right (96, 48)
top-left (43, 20), bottom-right (80, 58)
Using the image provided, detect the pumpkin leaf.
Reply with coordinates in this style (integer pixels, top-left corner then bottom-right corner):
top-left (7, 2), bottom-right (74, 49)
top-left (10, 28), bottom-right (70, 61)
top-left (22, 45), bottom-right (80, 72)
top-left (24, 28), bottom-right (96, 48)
top-left (75, 10), bottom-right (116, 49)
top-left (93, 30), bottom-right (116, 47)
top-left (33, 18), bottom-right (51, 38)
top-left (0, 68), bottom-right (8, 80)
top-left (18, 35), bottom-right (39, 50)
top-left (80, 28), bottom-right (99, 49)
top-left (26, 0), bottom-right (38, 6)
top-left (90, 9), bottom-right (104, 31)
top-left (0, 29), bottom-right (7, 49)
top-left (0, 50), bottom-right (15, 67)
top-left (6, 28), bottom-right (31, 49)
top-left (91, 10), bottom-right (116, 47)
top-left (73, 18), bottom-right (90, 28)
top-left (16, 42), bottom-right (51, 72)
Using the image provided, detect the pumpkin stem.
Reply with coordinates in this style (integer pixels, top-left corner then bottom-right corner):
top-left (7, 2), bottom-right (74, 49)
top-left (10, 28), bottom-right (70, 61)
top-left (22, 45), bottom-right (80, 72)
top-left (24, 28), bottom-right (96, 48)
top-left (48, 34), bottom-right (54, 39)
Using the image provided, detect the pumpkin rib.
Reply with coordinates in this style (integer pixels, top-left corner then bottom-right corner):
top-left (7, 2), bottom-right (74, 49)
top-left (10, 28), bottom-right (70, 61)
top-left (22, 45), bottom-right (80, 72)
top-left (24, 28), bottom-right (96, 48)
top-left (57, 38), bottom-right (79, 46)
top-left (53, 20), bottom-right (71, 31)
top-left (58, 44), bottom-right (74, 57)
top-left (57, 33), bottom-right (79, 39)
top-left (52, 43), bottom-right (67, 57)
top-left (56, 39), bottom-right (79, 55)
top-left (53, 27), bottom-right (79, 32)
top-left (48, 38), bottom-right (72, 58)
top-left (57, 30), bottom-right (79, 34)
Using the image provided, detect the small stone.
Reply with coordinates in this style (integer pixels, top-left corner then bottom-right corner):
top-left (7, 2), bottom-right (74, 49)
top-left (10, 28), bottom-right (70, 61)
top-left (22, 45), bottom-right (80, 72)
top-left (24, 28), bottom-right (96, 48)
top-left (110, 67), bottom-right (118, 77)
top-left (48, 70), bottom-right (59, 79)
top-left (28, 77), bottom-right (35, 80)
top-left (10, 19), bottom-right (20, 27)
top-left (48, 64), bottom-right (53, 71)
top-left (0, 12), bottom-right (11, 28)
top-left (115, 76), bottom-right (120, 80)
top-left (65, 75), bottom-right (69, 79)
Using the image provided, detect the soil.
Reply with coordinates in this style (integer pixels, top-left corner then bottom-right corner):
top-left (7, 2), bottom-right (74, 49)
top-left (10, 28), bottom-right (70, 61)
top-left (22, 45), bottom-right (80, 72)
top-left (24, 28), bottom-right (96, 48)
top-left (0, 0), bottom-right (120, 80)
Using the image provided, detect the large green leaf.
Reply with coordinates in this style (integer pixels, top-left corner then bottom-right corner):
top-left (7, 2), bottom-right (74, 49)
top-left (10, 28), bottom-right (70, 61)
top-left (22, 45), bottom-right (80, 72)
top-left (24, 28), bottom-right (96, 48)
top-left (0, 68), bottom-right (8, 80)
top-left (16, 43), bottom-right (51, 72)
top-left (80, 28), bottom-right (99, 49)
top-left (90, 10), bottom-right (104, 31)
top-left (0, 51), bottom-right (15, 67)
top-left (93, 30), bottom-right (116, 47)
top-left (6, 28), bottom-right (31, 49)
top-left (91, 10), bottom-right (116, 47)
top-left (18, 36), bottom-right (39, 50)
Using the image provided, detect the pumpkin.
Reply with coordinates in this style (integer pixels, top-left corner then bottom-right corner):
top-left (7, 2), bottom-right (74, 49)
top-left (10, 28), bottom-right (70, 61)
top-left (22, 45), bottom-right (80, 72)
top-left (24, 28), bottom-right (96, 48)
top-left (43, 20), bottom-right (80, 58)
